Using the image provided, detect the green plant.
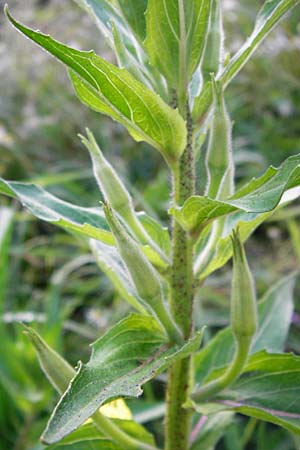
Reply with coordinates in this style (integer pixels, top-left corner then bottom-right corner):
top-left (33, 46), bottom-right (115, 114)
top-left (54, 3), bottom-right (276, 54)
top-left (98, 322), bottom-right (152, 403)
top-left (2, 1), bottom-right (300, 449)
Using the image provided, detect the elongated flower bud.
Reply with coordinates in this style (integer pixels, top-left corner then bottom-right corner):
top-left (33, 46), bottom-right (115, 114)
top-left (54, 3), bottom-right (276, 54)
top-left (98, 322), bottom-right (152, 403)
top-left (80, 129), bottom-right (132, 218)
top-left (201, 0), bottom-right (224, 83)
top-left (205, 77), bottom-right (234, 200)
top-left (81, 129), bottom-right (169, 265)
top-left (23, 325), bottom-right (75, 394)
top-left (230, 230), bottom-right (258, 339)
top-left (104, 204), bottom-right (182, 343)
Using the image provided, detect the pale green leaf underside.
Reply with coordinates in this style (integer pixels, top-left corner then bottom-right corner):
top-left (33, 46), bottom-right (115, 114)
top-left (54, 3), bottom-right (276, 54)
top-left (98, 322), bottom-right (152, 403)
top-left (193, 351), bottom-right (300, 435)
top-left (172, 154), bottom-right (300, 233)
top-left (145, 0), bottom-right (211, 86)
top-left (90, 239), bottom-right (147, 314)
top-left (193, 0), bottom-right (300, 120)
top-left (194, 273), bottom-right (296, 385)
top-left (42, 315), bottom-right (204, 444)
top-left (47, 419), bottom-right (155, 449)
top-left (6, 9), bottom-right (186, 165)
top-left (0, 178), bottom-right (168, 268)
top-left (0, 178), bottom-right (113, 243)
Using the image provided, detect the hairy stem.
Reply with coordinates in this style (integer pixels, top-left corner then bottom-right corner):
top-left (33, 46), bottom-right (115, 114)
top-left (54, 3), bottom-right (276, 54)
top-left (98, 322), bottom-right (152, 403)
top-left (165, 109), bottom-right (195, 450)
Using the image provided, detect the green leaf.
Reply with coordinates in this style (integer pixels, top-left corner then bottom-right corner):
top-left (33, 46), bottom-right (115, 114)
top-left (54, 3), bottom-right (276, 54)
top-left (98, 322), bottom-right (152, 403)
top-left (171, 154), bottom-right (300, 233)
top-left (0, 178), bottom-right (113, 244)
top-left (190, 412), bottom-right (234, 450)
top-left (90, 239), bottom-right (147, 314)
top-left (195, 211), bottom-right (272, 279)
top-left (42, 315), bottom-right (204, 444)
top-left (145, 0), bottom-right (211, 87)
top-left (193, 0), bottom-right (300, 120)
top-left (117, 0), bottom-right (148, 41)
top-left (194, 273), bottom-right (296, 385)
top-left (6, 8), bottom-right (186, 166)
top-left (74, 0), bottom-right (168, 97)
top-left (47, 420), bottom-right (155, 449)
top-left (193, 351), bottom-right (300, 435)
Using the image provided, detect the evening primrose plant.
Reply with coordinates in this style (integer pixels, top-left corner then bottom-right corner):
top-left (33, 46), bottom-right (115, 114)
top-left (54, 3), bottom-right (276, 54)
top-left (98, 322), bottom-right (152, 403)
top-left (2, 1), bottom-right (300, 450)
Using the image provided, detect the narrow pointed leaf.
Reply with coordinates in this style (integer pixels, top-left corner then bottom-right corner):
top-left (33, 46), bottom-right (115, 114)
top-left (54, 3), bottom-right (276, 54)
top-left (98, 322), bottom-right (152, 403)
top-left (0, 178), bottom-right (112, 243)
top-left (193, 0), bottom-right (300, 120)
top-left (145, 0), bottom-right (211, 87)
top-left (6, 8), bottom-right (186, 166)
top-left (171, 154), bottom-right (300, 233)
top-left (192, 351), bottom-right (300, 435)
top-left (42, 314), bottom-right (204, 444)
top-left (194, 273), bottom-right (296, 385)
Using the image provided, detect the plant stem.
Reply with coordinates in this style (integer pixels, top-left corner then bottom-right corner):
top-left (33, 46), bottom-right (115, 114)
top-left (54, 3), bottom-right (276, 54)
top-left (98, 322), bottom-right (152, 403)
top-left (192, 336), bottom-right (252, 402)
top-left (165, 108), bottom-right (195, 450)
top-left (93, 411), bottom-right (159, 450)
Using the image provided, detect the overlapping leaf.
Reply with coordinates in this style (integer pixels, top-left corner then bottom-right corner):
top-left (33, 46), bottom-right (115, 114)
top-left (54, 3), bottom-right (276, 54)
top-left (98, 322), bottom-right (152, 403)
top-left (6, 8), bottom-right (186, 166)
top-left (192, 351), bottom-right (300, 435)
top-left (193, 0), bottom-right (300, 120)
top-left (194, 273), bottom-right (296, 385)
top-left (42, 314), bottom-right (204, 444)
top-left (73, 0), bottom-right (163, 94)
top-left (145, 0), bottom-right (211, 87)
top-left (190, 412), bottom-right (234, 450)
top-left (171, 154), bottom-right (300, 233)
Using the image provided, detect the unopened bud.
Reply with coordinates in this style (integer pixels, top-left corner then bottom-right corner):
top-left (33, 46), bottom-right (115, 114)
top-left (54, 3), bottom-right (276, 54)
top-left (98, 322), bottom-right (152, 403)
top-left (104, 205), bottom-right (182, 343)
top-left (23, 325), bottom-right (75, 394)
top-left (81, 129), bottom-right (169, 265)
top-left (201, 0), bottom-right (224, 83)
top-left (80, 129), bottom-right (132, 218)
top-left (205, 77), bottom-right (234, 199)
top-left (230, 230), bottom-right (258, 339)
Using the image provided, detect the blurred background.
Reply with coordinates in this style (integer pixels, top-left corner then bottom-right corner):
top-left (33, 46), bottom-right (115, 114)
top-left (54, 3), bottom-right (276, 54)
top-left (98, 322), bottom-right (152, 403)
top-left (0, 1), bottom-right (300, 449)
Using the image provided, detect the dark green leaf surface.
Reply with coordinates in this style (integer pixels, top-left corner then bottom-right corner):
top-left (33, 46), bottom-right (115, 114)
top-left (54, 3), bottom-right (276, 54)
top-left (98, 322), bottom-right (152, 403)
top-left (193, 0), bottom-right (300, 120)
top-left (193, 351), bottom-right (300, 434)
top-left (6, 8), bottom-right (186, 166)
top-left (0, 178), bottom-right (112, 243)
top-left (145, 0), bottom-right (211, 86)
top-left (42, 315), bottom-right (204, 444)
top-left (171, 154), bottom-right (300, 233)
top-left (194, 273), bottom-right (296, 385)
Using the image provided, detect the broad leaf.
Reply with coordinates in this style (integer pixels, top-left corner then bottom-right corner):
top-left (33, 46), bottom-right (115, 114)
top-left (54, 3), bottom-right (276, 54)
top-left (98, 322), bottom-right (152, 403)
top-left (190, 412), bottom-right (234, 450)
top-left (193, 0), bottom-right (300, 120)
top-left (42, 315), bottom-right (204, 444)
top-left (193, 351), bottom-right (300, 435)
top-left (145, 0), bottom-right (211, 87)
top-left (90, 239), bottom-right (147, 313)
top-left (0, 178), bottom-right (112, 243)
top-left (171, 154), bottom-right (300, 233)
top-left (194, 273), bottom-right (296, 385)
top-left (6, 8), bottom-right (186, 166)
top-left (47, 420), bottom-right (155, 449)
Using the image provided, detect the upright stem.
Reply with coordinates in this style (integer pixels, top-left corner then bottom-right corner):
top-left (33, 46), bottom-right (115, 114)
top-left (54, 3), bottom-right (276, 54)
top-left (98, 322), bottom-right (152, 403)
top-left (165, 109), bottom-right (195, 450)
